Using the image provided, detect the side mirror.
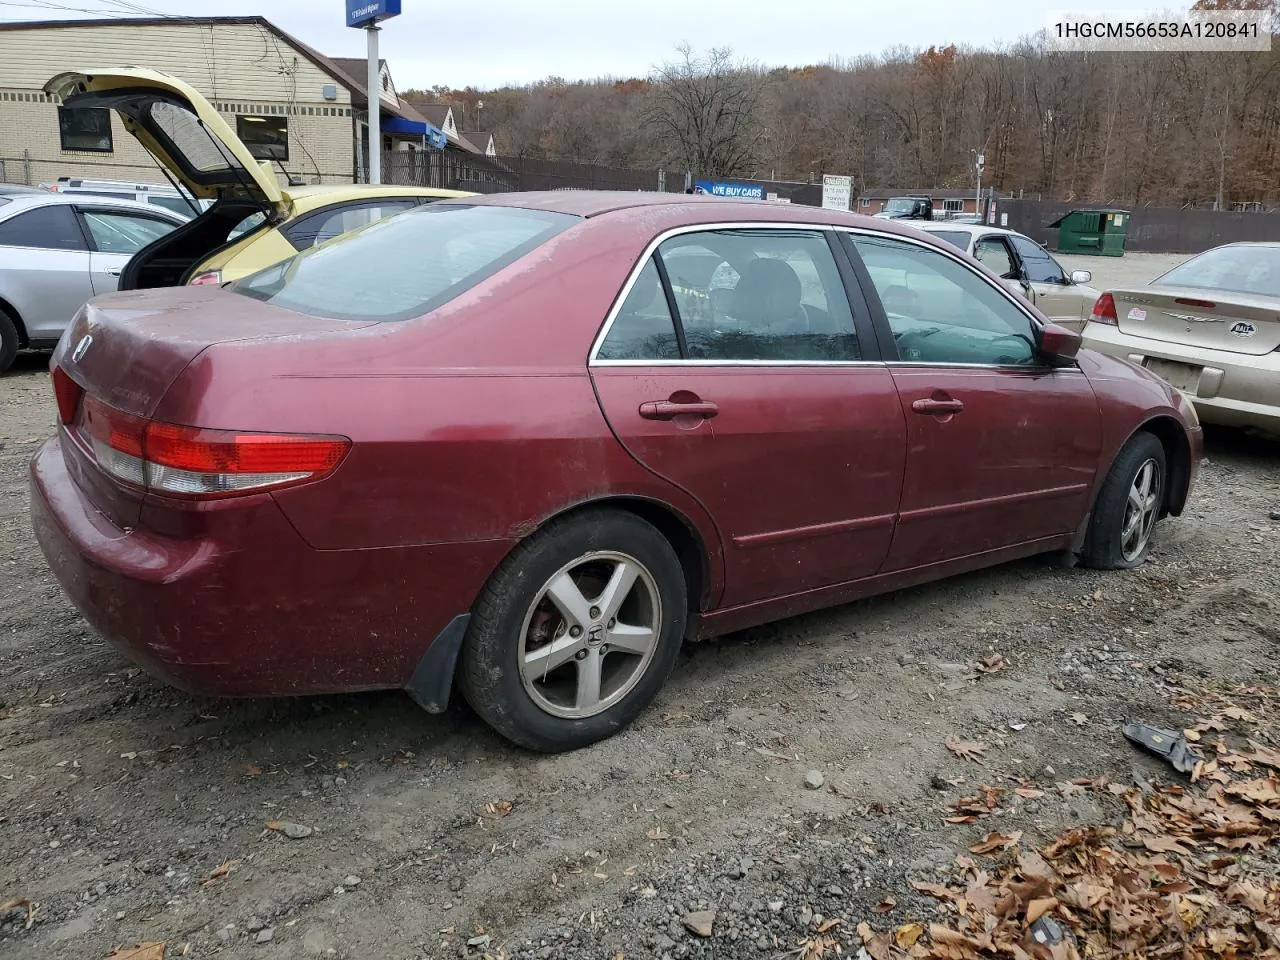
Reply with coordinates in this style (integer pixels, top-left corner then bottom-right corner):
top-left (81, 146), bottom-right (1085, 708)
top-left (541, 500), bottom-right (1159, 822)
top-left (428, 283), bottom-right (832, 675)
top-left (1039, 322), bottom-right (1082, 365)
top-left (1070, 269), bottom-right (1092, 284)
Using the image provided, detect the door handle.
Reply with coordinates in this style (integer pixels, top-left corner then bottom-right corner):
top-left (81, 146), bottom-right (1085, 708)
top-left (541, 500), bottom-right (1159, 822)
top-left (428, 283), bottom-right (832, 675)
top-left (639, 400), bottom-right (719, 421)
top-left (912, 397), bottom-right (964, 415)
top-left (105, 267), bottom-right (122, 277)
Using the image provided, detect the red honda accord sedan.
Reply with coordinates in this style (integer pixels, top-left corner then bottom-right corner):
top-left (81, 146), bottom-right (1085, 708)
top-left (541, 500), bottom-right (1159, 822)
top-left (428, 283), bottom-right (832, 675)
top-left (30, 192), bottom-right (1201, 752)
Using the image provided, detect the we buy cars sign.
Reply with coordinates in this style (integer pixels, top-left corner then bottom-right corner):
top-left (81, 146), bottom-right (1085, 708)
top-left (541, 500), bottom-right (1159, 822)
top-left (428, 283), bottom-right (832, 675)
top-left (347, 0), bottom-right (401, 27)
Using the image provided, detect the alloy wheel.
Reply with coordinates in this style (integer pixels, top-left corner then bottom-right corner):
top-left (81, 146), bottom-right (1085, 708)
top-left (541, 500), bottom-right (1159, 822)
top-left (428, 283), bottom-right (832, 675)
top-left (1121, 458), bottom-right (1162, 562)
top-left (517, 550), bottom-right (662, 720)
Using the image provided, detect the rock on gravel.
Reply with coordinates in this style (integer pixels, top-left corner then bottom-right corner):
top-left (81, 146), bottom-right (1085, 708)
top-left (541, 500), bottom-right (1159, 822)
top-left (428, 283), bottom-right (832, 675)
top-left (682, 910), bottom-right (715, 937)
top-left (804, 769), bottom-right (825, 790)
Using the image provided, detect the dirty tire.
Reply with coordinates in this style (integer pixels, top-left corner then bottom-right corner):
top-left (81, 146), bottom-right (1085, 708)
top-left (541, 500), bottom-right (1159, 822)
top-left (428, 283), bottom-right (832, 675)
top-left (1081, 431), bottom-right (1167, 570)
top-left (458, 509), bottom-right (687, 753)
top-left (0, 308), bottom-right (18, 375)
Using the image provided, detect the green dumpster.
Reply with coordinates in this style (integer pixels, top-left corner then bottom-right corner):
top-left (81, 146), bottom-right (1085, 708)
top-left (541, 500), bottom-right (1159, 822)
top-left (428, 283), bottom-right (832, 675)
top-left (1048, 208), bottom-right (1130, 257)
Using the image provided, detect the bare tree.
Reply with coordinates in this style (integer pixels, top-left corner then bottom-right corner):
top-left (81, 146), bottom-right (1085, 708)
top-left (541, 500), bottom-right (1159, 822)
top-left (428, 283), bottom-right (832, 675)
top-left (646, 45), bottom-right (765, 177)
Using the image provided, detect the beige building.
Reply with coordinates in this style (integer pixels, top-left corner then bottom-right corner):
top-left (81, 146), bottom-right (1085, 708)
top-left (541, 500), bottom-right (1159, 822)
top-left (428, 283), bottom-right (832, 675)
top-left (0, 16), bottom-right (459, 189)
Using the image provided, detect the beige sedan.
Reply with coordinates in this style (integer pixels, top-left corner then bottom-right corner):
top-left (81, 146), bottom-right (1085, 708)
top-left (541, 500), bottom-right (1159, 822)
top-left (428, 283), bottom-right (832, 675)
top-left (918, 222), bottom-right (1101, 331)
top-left (1081, 242), bottom-right (1279, 434)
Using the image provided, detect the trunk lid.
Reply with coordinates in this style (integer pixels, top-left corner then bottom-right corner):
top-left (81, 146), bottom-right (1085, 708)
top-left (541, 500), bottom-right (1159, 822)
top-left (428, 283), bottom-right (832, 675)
top-left (55, 287), bottom-right (371, 527)
top-left (1112, 286), bottom-right (1280, 356)
top-left (44, 69), bottom-right (286, 215)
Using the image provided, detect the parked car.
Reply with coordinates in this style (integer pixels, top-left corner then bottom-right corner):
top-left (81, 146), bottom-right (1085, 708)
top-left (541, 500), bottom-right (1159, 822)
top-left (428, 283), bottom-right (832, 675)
top-left (0, 183), bottom-right (50, 196)
top-left (41, 176), bottom-right (210, 216)
top-left (44, 69), bottom-right (473, 289)
top-left (0, 193), bottom-right (186, 372)
top-left (917, 222), bottom-right (1101, 331)
top-left (30, 193), bottom-right (1202, 753)
top-left (1082, 242), bottom-right (1279, 434)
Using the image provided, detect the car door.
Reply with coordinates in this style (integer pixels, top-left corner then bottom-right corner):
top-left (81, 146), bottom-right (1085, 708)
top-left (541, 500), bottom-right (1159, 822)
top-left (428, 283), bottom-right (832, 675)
top-left (1007, 234), bottom-right (1090, 329)
top-left (281, 200), bottom-right (421, 251)
top-left (972, 233), bottom-right (1031, 299)
top-left (590, 226), bottom-right (906, 608)
top-left (77, 207), bottom-right (180, 295)
top-left (0, 204), bottom-right (94, 341)
top-left (843, 230), bottom-right (1101, 572)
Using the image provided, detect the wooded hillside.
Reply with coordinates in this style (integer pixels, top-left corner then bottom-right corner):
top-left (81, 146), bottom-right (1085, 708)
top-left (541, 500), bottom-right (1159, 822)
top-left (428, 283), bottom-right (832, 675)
top-left (408, 23), bottom-right (1280, 207)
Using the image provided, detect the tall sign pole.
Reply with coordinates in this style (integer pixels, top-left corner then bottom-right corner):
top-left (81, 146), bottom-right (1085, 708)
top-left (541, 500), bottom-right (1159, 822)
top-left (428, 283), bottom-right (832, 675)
top-left (367, 24), bottom-right (381, 184)
top-left (347, 0), bottom-right (402, 185)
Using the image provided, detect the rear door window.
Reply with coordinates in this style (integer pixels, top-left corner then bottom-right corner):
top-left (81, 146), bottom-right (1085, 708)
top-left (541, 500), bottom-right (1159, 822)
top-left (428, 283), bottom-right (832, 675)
top-left (0, 205), bottom-right (87, 251)
top-left (81, 210), bottom-right (177, 253)
top-left (1010, 235), bottom-right (1067, 284)
top-left (233, 204), bottom-right (578, 322)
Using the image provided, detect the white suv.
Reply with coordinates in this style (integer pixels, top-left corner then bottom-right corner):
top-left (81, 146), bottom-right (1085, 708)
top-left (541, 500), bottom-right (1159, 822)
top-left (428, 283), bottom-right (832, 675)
top-left (40, 176), bottom-right (211, 216)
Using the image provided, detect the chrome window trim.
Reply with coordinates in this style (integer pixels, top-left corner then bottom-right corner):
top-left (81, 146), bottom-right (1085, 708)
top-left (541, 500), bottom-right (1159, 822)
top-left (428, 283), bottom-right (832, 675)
top-left (587, 221), bottom-right (868, 368)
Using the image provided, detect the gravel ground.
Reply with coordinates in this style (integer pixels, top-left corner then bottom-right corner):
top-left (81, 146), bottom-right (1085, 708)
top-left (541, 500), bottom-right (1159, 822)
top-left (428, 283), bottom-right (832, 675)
top-left (1, 253), bottom-right (1277, 960)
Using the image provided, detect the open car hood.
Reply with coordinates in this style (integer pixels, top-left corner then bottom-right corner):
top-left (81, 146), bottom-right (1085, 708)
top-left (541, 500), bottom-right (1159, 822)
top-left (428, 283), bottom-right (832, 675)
top-left (44, 68), bottom-right (287, 214)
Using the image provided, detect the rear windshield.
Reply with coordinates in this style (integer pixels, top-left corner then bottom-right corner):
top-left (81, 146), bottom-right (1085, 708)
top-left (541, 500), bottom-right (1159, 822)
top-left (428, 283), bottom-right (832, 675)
top-left (232, 204), bottom-right (578, 322)
top-left (1155, 245), bottom-right (1280, 298)
top-left (927, 230), bottom-right (970, 251)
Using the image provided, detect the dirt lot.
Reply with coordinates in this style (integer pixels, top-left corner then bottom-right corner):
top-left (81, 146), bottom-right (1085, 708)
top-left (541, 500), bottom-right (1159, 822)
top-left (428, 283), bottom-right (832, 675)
top-left (1, 253), bottom-right (1277, 960)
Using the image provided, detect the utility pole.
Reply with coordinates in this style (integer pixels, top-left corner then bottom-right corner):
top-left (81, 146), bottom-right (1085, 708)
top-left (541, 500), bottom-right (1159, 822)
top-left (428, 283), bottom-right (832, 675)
top-left (973, 150), bottom-right (984, 219)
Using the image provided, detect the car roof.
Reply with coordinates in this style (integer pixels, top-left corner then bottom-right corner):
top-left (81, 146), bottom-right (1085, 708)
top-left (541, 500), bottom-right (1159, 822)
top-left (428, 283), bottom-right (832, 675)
top-left (918, 222), bottom-right (1014, 237)
top-left (0, 192), bottom-right (188, 219)
top-left (442, 190), bottom-right (952, 235)
top-left (282, 184), bottom-right (474, 215)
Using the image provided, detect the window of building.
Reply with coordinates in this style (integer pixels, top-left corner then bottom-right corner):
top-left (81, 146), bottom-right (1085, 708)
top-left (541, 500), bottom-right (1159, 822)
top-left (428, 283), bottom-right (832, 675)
top-left (58, 106), bottom-right (113, 153)
top-left (236, 115), bottom-right (289, 161)
top-left (943, 198), bottom-right (964, 214)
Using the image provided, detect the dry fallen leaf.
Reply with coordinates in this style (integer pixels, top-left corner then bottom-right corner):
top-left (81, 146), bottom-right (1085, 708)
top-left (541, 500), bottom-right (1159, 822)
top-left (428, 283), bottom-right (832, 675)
top-left (895, 922), bottom-right (924, 949)
top-left (1069, 713), bottom-right (1088, 726)
top-left (970, 830), bottom-right (1023, 855)
top-left (1226, 881), bottom-right (1268, 912)
top-left (978, 653), bottom-right (1007, 674)
top-left (1025, 897), bottom-right (1058, 924)
top-left (873, 895), bottom-right (897, 914)
top-left (199, 860), bottom-right (236, 885)
top-left (107, 944), bottom-right (165, 960)
top-left (946, 737), bottom-right (988, 763)
top-left (479, 800), bottom-right (514, 820)
top-left (645, 826), bottom-right (669, 841)
top-left (1015, 788), bottom-right (1046, 799)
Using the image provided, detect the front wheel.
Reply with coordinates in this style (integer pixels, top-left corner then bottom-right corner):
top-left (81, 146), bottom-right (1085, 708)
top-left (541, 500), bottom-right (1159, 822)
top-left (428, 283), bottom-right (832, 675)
top-left (1081, 432), bottom-right (1167, 570)
top-left (458, 510), bottom-right (687, 752)
top-left (0, 309), bottom-right (19, 375)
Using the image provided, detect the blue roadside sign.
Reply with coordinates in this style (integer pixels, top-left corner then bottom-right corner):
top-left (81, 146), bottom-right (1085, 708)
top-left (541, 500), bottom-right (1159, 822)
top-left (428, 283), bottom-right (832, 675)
top-left (693, 180), bottom-right (765, 200)
top-left (347, 0), bottom-right (402, 28)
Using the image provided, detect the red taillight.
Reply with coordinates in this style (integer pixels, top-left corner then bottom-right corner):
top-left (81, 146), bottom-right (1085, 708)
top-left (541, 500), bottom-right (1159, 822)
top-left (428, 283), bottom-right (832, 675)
top-left (51, 365), bottom-right (84, 424)
top-left (188, 270), bottom-right (223, 286)
top-left (1089, 292), bottom-right (1118, 325)
top-left (77, 395), bottom-right (349, 499)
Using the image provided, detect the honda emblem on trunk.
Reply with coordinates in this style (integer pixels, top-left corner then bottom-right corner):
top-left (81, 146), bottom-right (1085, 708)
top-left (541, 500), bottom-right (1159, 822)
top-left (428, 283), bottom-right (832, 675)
top-left (71, 334), bottom-right (93, 363)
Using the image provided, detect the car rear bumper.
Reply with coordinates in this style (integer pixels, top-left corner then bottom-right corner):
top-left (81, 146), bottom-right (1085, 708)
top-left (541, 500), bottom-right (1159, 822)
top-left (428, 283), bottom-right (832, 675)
top-left (30, 436), bottom-right (513, 698)
top-left (1082, 324), bottom-right (1280, 433)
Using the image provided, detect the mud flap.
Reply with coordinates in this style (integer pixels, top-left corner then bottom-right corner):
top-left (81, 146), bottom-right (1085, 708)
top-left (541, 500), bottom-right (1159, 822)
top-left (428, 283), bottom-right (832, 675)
top-left (404, 613), bottom-right (470, 714)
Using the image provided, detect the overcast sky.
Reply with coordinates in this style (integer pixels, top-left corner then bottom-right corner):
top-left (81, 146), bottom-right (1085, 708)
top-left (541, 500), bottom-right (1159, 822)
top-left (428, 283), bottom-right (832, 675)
top-left (5, 0), bottom-right (1130, 89)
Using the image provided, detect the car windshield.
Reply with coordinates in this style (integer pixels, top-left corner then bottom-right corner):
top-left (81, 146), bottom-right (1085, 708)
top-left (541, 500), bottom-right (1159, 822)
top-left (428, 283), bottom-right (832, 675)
top-left (1155, 245), bottom-right (1280, 298)
top-left (232, 203), bottom-right (579, 322)
top-left (883, 199), bottom-right (917, 215)
top-left (927, 230), bottom-right (970, 251)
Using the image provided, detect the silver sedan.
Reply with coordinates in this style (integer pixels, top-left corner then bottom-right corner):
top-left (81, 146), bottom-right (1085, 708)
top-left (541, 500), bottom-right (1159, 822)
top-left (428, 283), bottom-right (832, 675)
top-left (1082, 242), bottom-right (1280, 435)
top-left (0, 192), bottom-right (186, 372)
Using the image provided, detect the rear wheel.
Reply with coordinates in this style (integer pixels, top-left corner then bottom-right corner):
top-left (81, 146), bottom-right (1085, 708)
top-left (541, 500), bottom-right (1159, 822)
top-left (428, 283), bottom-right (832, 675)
top-left (458, 510), bottom-right (687, 752)
top-left (0, 308), bottom-right (19, 374)
top-left (1081, 432), bottom-right (1166, 570)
